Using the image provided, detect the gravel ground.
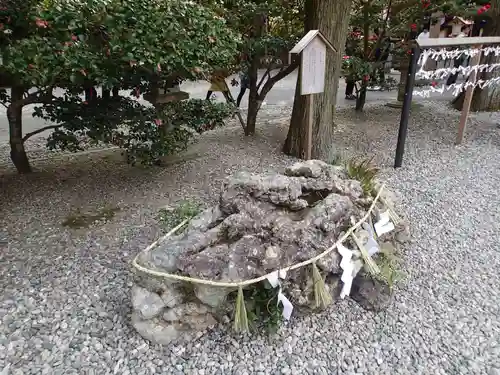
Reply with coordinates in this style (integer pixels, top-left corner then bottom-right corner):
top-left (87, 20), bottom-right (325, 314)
top-left (1, 101), bottom-right (500, 375)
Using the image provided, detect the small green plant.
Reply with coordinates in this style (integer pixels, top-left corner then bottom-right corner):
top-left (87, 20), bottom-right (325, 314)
top-left (244, 282), bottom-right (283, 335)
top-left (346, 157), bottom-right (379, 195)
top-left (62, 206), bottom-right (120, 228)
top-left (157, 200), bottom-right (202, 233)
top-left (375, 244), bottom-right (405, 292)
top-left (231, 282), bottom-right (283, 335)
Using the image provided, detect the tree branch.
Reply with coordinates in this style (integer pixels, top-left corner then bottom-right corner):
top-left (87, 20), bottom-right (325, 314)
top-left (257, 67), bottom-right (271, 91)
top-left (258, 59), bottom-right (298, 101)
top-left (390, 0), bottom-right (420, 16)
top-left (22, 125), bottom-right (60, 142)
top-left (13, 90), bottom-right (54, 108)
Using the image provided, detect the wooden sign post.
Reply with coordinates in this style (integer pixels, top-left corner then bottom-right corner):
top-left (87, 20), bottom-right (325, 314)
top-left (289, 30), bottom-right (336, 160)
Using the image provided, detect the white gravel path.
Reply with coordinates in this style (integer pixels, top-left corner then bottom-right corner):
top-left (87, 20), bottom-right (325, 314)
top-left (1, 102), bottom-right (500, 375)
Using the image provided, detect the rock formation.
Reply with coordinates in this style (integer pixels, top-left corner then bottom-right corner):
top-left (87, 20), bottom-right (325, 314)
top-left (131, 160), bottom-right (409, 345)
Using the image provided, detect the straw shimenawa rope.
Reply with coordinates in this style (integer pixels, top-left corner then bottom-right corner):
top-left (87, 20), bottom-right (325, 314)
top-left (131, 184), bottom-right (386, 288)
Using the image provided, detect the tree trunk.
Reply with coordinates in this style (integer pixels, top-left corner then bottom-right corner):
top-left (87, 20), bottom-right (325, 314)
top-left (355, 1), bottom-right (370, 112)
top-left (246, 95), bottom-right (259, 135)
top-left (397, 67), bottom-right (407, 102)
top-left (245, 13), bottom-right (266, 135)
top-left (283, 0), bottom-right (353, 159)
top-left (356, 84), bottom-right (367, 110)
top-left (8, 86), bottom-right (32, 173)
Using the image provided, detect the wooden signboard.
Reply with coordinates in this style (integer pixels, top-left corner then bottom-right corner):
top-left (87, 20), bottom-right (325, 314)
top-left (300, 36), bottom-right (327, 95)
top-left (289, 30), bottom-right (336, 160)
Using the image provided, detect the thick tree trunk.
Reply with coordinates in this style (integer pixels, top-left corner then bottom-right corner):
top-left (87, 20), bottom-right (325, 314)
top-left (8, 86), bottom-right (31, 173)
top-left (356, 84), bottom-right (367, 110)
top-left (246, 95), bottom-right (259, 136)
top-left (355, 2), bottom-right (370, 112)
top-left (397, 67), bottom-right (407, 102)
top-left (245, 14), bottom-right (265, 136)
top-left (284, 0), bottom-right (353, 159)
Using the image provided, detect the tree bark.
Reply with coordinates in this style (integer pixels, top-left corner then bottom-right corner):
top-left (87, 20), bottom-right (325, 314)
top-left (397, 67), bottom-right (407, 102)
top-left (8, 86), bottom-right (32, 173)
top-left (245, 13), bottom-right (266, 135)
top-left (355, 1), bottom-right (370, 111)
top-left (284, 0), bottom-right (353, 159)
top-left (246, 94), bottom-right (259, 135)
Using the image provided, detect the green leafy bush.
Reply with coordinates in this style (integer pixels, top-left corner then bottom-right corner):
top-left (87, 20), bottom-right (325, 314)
top-left (157, 200), bottom-right (202, 233)
top-left (346, 157), bottom-right (379, 195)
top-left (39, 97), bottom-right (233, 165)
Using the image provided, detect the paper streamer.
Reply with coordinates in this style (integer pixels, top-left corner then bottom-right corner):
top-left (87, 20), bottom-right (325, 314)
top-left (417, 46), bottom-right (500, 66)
top-left (362, 222), bottom-right (381, 256)
top-left (338, 243), bottom-right (362, 299)
top-left (374, 211), bottom-right (395, 236)
top-left (416, 63), bottom-right (500, 81)
top-left (266, 269), bottom-right (293, 320)
top-left (277, 292), bottom-right (293, 320)
top-left (413, 77), bottom-right (500, 98)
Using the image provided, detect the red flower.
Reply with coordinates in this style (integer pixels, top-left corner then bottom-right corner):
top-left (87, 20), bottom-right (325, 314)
top-left (431, 81), bottom-right (438, 87)
top-left (421, 0), bottom-right (430, 8)
top-left (154, 119), bottom-right (162, 126)
top-left (407, 49), bottom-right (412, 55)
top-left (478, 8), bottom-right (484, 14)
top-left (343, 55), bottom-right (350, 60)
top-left (485, 4), bottom-right (491, 9)
top-left (410, 23), bottom-right (417, 31)
top-left (71, 35), bottom-right (78, 41)
top-left (35, 18), bottom-right (48, 28)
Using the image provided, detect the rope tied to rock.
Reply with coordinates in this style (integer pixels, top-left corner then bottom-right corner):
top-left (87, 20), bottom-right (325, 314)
top-left (131, 184), bottom-right (386, 288)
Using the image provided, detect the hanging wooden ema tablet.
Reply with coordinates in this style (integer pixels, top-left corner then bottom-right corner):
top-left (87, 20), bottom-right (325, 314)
top-left (289, 30), bottom-right (336, 160)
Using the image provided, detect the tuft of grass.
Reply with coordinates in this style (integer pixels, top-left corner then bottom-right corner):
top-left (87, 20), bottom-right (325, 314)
top-left (375, 243), bottom-right (405, 292)
top-left (62, 206), bottom-right (120, 229)
top-left (346, 157), bottom-right (379, 195)
top-left (157, 199), bottom-right (202, 233)
top-left (327, 152), bottom-right (344, 166)
top-left (312, 262), bottom-right (333, 310)
top-left (233, 286), bottom-right (249, 333)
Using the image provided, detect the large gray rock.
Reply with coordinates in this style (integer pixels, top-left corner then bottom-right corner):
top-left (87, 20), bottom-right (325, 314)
top-left (131, 313), bottom-right (180, 345)
top-left (131, 286), bottom-right (167, 320)
top-left (131, 160), bottom-right (405, 344)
